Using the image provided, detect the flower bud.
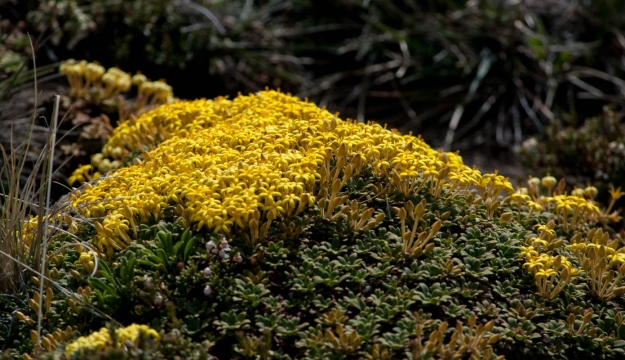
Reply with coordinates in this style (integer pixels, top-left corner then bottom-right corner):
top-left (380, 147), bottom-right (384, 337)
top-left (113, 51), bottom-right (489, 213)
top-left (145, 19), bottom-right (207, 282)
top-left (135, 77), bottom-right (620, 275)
top-left (204, 285), bottom-right (212, 296)
top-left (15, 311), bottom-right (27, 321)
top-left (541, 175), bottom-right (557, 188)
top-left (584, 186), bottom-right (598, 197)
top-left (528, 177), bottom-right (540, 188)
top-left (132, 72), bottom-right (148, 86)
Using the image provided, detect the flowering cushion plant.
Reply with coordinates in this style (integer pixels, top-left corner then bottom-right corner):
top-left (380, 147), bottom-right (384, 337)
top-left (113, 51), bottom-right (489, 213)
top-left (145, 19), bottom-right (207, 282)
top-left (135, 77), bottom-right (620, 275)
top-left (8, 90), bottom-right (625, 360)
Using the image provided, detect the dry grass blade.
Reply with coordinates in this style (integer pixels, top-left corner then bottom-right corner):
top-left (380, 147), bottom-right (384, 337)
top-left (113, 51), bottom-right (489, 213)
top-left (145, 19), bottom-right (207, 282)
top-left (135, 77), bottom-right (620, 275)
top-left (0, 35), bottom-right (45, 294)
top-left (443, 49), bottom-right (496, 151)
top-left (36, 94), bottom-right (59, 350)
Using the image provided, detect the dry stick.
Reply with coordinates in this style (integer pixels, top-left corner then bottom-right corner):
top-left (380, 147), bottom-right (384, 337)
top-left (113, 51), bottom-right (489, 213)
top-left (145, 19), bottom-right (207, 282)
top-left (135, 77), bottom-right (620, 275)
top-left (36, 94), bottom-right (59, 350)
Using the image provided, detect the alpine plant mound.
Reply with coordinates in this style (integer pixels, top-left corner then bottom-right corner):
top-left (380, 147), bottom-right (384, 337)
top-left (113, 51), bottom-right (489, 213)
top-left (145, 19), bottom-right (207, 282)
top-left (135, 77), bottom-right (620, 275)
top-left (10, 90), bottom-right (625, 360)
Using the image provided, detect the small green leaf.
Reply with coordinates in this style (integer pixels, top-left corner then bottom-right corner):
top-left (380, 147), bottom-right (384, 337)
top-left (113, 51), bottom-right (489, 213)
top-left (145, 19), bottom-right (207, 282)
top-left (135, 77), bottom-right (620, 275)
top-left (183, 237), bottom-right (197, 262)
top-left (90, 277), bottom-right (114, 294)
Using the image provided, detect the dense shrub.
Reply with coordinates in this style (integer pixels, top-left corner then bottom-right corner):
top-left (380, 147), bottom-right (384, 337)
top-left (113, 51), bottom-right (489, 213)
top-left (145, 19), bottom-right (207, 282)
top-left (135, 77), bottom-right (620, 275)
top-left (520, 106), bottom-right (625, 188)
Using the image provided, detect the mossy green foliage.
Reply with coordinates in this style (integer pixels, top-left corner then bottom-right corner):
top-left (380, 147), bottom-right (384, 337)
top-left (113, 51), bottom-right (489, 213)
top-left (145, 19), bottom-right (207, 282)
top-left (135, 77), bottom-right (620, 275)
top-left (9, 177), bottom-right (625, 359)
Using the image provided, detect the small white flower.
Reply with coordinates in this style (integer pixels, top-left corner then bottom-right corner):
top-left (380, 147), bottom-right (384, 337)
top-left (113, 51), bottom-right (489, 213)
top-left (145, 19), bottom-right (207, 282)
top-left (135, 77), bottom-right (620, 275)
top-left (203, 267), bottom-right (212, 277)
top-left (144, 280), bottom-right (153, 290)
top-left (204, 285), bottom-right (212, 296)
top-left (234, 253), bottom-right (242, 263)
top-left (206, 240), bottom-right (215, 251)
top-left (154, 292), bottom-right (163, 306)
top-left (219, 239), bottom-right (229, 249)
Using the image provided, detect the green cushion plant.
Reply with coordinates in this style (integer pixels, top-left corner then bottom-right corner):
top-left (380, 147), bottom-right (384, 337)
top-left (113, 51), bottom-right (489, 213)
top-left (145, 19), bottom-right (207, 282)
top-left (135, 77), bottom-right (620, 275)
top-left (4, 90), bottom-right (625, 360)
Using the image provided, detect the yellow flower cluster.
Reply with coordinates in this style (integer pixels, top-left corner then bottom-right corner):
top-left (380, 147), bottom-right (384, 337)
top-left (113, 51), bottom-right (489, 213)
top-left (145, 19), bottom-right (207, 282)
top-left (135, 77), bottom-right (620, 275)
top-left (516, 174), bottom-right (602, 228)
top-left (116, 323), bottom-right (160, 344)
top-left (75, 250), bottom-right (95, 273)
top-left (19, 215), bottom-right (41, 250)
top-left (101, 96), bottom-right (232, 161)
top-left (566, 228), bottom-right (625, 300)
top-left (64, 323), bottom-right (159, 358)
top-left (136, 79), bottom-right (174, 109)
top-left (546, 195), bottom-right (600, 231)
top-left (59, 59), bottom-right (173, 106)
top-left (60, 60), bottom-right (105, 97)
top-left (101, 66), bottom-right (131, 99)
top-left (70, 90), bottom-right (514, 256)
top-left (522, 218), bottom-right (625, 300)
top-left (64, 327), bottom-right (110, 357)
top-left (63, 61), bottom-right (179, 185)
top-left (18, 214), bottom-right (67, 252)
top-left (478, 170), bottom-right (515, 199)
top-left (67, 164), bottom-right (101, 186)
top-left (521, 220), bottom-right (577, 299)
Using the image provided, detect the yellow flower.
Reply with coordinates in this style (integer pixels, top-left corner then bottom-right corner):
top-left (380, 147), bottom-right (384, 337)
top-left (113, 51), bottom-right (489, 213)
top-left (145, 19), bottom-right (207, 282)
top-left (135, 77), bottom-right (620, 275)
top-left (559, 256), bottom-right (574, 270)
top-left (527, 201), bottom-right (542, 212)
top-left (568, 267), bottom-right (583, 276)
top-left (263, 196), bottom-right (285, 220)
top-left (510, 193), bottom-right (531, 203)
top-left (535, 253), bottom-right (556, 267)
top-left (609, 253), bottom-right (625, 267)
top-left (534, 223), bottom-right (555, 238)
top-left (520, 246), bottom-right (538, 260)
top-left (565, 243), bottom-right (587, 253)
top-left (535, 268), bottom-right (557, 278)
top-left (530, 237), bottom-right (548, 248)
top-left (523, 259), bottom-right (544, 272)
top-left (609, 186), bottom-right (625, 201)
top-left (534, 269), bottom-right (557, 278)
